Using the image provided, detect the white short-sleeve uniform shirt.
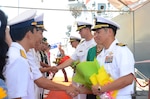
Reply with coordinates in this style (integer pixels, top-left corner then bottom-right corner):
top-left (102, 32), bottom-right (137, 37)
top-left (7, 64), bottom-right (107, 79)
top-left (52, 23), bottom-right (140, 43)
top-left (27, 49), bottom-right (43, 99)
top-left (71, 38), bottom-right (96, 99)
top-left (3, 42), bottom-right (35, 99)
top-left (71, 38), bottom-right (96, 62)
top-left (97, 39), bottom-right (135, 99)
top-left (27, 49), bottom-right (42, 80)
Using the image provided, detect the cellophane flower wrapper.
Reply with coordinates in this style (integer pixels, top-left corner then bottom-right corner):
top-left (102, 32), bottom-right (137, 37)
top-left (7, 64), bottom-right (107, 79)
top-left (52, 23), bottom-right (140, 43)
top-left (72, 59), bottom-right (100, 88)
top-left (71, 60), bottom-right (80, 69)
top-left (90, 66), bottom-right (118, 99)
top-left (72, 59), bottom-right (118, 99)
top-left (58, 56), bottom-right (70, 65)
top-left (53, 56), bottom-right (70, 65)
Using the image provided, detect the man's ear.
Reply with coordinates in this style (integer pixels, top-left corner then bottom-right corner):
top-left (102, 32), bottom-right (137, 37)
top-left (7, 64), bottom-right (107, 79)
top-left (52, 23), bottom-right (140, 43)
top-left (25, 30), bottom-right (33, 40)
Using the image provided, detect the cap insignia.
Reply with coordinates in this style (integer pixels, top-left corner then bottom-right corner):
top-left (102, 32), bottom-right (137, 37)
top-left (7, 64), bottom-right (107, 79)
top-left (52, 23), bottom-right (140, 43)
top-left (31, 22), bottom-right (37, 26)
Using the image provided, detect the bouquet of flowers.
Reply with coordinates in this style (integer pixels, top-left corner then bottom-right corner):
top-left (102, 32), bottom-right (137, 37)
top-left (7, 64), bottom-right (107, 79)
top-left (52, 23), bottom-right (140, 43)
top-left (72, 59), bottom-right (118, 99)
top-left (70, 60), bottom-right (80, 72)
top-left (53, 56), bottom-right (70, 65)
top-left (72, 59), bottom-right (99, 88)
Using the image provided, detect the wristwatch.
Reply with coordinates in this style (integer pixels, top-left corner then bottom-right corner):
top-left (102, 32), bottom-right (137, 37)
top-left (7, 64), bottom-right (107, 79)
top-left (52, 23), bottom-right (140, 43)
top-left (98, 86), bottom-right (101, 91)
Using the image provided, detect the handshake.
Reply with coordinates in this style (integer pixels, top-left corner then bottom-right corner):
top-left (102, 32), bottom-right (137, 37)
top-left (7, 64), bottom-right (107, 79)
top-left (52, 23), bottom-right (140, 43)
top-left (65, 84), bottom-right (91, 97)
top-left (66, 84), bottom-right (79, 97)
top-left (50, 67), bottom-right (91, 97)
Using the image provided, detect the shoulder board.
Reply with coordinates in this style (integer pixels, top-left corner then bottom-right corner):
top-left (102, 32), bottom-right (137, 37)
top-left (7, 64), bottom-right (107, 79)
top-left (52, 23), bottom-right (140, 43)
top-left (116, 43), bottom-right (126, 47)
top-left (80, 39), bottom-right (85, 44)
top-left (20, 49), bottom-right (27, 59)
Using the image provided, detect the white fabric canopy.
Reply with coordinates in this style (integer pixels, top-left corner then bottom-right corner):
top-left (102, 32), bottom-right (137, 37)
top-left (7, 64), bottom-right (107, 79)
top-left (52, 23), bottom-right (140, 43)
top-left (108, 0), bottom-right (149, 10)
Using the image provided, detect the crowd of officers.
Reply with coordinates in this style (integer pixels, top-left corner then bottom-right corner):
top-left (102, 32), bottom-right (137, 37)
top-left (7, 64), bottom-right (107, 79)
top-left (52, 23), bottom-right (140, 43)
top-left (0, 8), bottom-right (135, 99)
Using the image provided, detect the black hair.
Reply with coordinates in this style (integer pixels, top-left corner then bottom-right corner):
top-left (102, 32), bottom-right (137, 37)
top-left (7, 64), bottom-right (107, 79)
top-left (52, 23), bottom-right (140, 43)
top-left (86, 25), bottom-right (92, 29)
top-left (0, 9), bottom-right (9, 80)
top-left (10, 26), bottom-right (36, 42)
top-left (112, 28), bottom-right (117, 36)
top-left (76, 39), bottom-right (81, 42)
top-left (103, 27), bottom-right (117, 36)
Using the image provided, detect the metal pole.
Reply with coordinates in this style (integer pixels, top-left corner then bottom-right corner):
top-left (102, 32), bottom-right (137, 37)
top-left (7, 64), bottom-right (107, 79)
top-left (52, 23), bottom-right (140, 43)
top-left (148, 79), bottom-right (150, 99)
top-left (132, 70), bottom-right (136, 99)
top-left (18, 0), bottom-right (19, 15)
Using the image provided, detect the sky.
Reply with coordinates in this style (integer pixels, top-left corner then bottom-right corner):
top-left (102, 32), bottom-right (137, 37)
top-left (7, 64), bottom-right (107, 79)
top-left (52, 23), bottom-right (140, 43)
top-left (0, 0), bottom-right (76, 45)
top-left (0, 0), bottom-right (77, 77)
top-left (0, 0), bottom-right (115, 45)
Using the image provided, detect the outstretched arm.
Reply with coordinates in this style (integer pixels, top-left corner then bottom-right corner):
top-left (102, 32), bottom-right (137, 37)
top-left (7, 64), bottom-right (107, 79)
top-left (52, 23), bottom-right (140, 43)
top-left (51, 58), bottom-right (74, 74)
top-left (92, 73), bottom-right (134, 95)
top-left (34, 77), bottom-right (79, 97)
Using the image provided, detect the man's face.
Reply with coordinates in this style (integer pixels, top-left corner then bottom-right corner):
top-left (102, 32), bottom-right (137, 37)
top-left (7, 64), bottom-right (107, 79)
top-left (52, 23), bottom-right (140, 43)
top-left (29, 27), bottom-right (39, 48)
top-left (35, 27), bottom-right (44, 44)
top-left (94, 28), bottom-right (109, 45)
top-left (70, 40), bottom-right (79, 48)
top-left (70, 41), bottom-right (75, 48)
top-left (78, 28), bottom-right (87, 38)
top-left (35, 42), bottom-right (42, 51)
top-left (41, 42), bottom-right (48, 51)
top-left (29, 27), bottom-right (43, 48)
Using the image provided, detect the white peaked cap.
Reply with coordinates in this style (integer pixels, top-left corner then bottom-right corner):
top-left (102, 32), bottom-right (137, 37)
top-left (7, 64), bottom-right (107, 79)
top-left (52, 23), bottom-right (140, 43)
top-left (0, 21), bottom-right (1, 28)
top-left (70, 35), bottom-right (81, 40)
top-left (34, 13), bottom-right (47, 31)
top-left (76, 20), bottom-right (93, 26)
top-left (8, 9), bottom-right (37, 26)
top-left (76, 19), bottom-right (93, 31)
top-left (34, 13), bottom-right (44, 22)
top-left (95, 16), bottom-right (120, 29)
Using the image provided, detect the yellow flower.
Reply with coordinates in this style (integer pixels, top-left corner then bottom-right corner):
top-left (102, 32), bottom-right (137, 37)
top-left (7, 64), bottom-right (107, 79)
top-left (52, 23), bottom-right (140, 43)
top-left (90, 66), bottom-right (118, 99)
top-left (97, 66), bottom-right (113, 86)
top-left (0, 87), bottom-right (7, 99)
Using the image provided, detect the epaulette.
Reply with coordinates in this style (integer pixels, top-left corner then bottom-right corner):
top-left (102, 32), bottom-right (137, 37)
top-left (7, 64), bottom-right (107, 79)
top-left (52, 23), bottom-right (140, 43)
top-left (79, 39), bottom-right (85, 44)
top-left (116, 43), bottom-right (126, 47)
top-left (20, 49), bottom-right (27, 59)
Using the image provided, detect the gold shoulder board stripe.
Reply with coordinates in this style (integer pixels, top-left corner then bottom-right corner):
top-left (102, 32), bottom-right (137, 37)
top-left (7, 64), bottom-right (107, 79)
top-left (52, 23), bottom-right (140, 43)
top-left (80, 39), bottom-right (85, 44)
top-left (116, 43), bottom-right (126, 47)
top-left (20, 50), bottom-right (27, 59)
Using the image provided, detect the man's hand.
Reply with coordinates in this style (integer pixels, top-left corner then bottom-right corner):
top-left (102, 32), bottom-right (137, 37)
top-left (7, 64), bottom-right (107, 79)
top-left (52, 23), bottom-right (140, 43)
top-left (40, 62), bottom-right (50, 67)
top-left (78, 85), bottom-right (92, 94)
top-left (50, 66), bottom-right (59, 74)
top-left (66, 84), bottom-right (80, 97)
top-left (91, 84), bottom-right (102, 96)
